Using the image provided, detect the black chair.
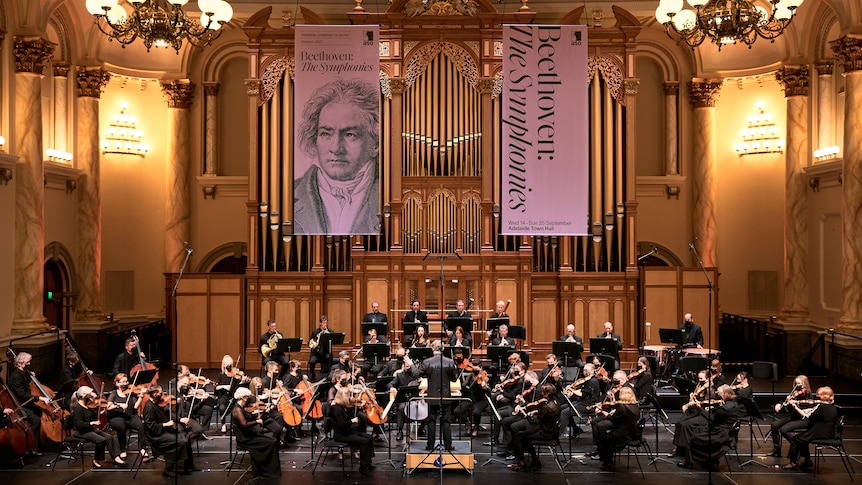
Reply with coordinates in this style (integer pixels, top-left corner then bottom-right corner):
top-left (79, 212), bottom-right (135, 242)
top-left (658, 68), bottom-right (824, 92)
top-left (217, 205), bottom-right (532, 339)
top-left (312, 417), bottom-right (355, 474)
top-left (529, 422), bottom-right (567, 472)
top-left (723, 420), bottom-right (742, 475)
top-left (224, 424), bottom-right (250, 475)
top-left (50, 414), bottom-right (87, 471)
top-left (677, 356), bottom-right (708, 379)
top-left (812, 414), bottom-right (855, 481)
top-left (614, 417), bottom-right (656, 478)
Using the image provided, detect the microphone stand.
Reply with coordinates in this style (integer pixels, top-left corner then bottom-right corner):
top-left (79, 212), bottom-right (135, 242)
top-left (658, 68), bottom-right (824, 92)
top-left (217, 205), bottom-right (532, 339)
top-left (689, 240), bottom-right (714, 485)
top-left (171, 245), bottom-right (192, 485)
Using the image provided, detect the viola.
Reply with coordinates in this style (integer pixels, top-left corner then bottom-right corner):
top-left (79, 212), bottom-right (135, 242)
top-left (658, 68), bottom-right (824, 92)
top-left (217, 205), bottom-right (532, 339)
top-left (243, 402), bottom-right (269, 414)
top-left (156, 395), bottom-right (178, 407)
top-left (791, 399), bottom-right (828, 405)
top-left (626, 367), bottom-right (645, 380)
top-left (563, 375), bottom-right (591, 397)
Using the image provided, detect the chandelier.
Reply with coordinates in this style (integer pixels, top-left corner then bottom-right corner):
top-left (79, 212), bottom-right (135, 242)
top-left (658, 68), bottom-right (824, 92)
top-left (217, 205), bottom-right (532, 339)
top-left (85, 0), bottom-right (234, 53)
top-left (655, 0), bottom-right (804, 50)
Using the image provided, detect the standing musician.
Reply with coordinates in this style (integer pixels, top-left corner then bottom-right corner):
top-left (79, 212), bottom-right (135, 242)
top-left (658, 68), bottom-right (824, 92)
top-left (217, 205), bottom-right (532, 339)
top-left (448, 326), bottom-right (472, 348)
top-left (363, 301), bottom-right (388, 324)
top-left (231, 387), bottom-right (282, 480)
top-left (308, 315), bottom-right (334, 381)
top-left (215, 354), bottom-right (249, 434)
top-left (330, 387), bottom-right (376, 475)
top-left (72, 386), bottom-right (126, 468)
top-left (403, 300), bottom-right (429, 324)
top-left (782, 386), bottom-right (838, 471)
top-left (142, 385), bottom-right (198, 477)
top-left (767, 374), bottom-right (813, 457)
top-left (445, 299), bottom-right (470, 337)
top-left (111, 338), bottom-right (145, 378)
top-left (248, 377), bottom-right (289, 446)
top-left (596, 321), bottom-right (623, 370)
top-left (594, 386), bottom-right (640, 471)
top-left (106, 373), bottom-right (146, 459)
top-left (57, 352), bottom-right (86, 410)
top-left (680, 312), bottom-right (704, 348)
top-left (260, 320), bottom-right (289, 380)
top-left (405, 324), bottom-right (430, 348)
top-left (492, 324), bottom-right (516, 347)
top-left (559, 324), bottom-right (585, 368)
top-left (628, 356), bottom-right (655, 402)
top-left (413, 340), bottom-right (458, 452)
top-left (8, 351), bottom-right (49, 455)
top-left (508, 383), bottom-right (561, 472)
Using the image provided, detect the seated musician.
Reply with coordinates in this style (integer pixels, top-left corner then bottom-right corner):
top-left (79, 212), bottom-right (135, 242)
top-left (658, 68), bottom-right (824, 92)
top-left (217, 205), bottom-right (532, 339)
top-left (558, 362), bottom-right (602, 439)
top-left (72, 386), bottom-right (126, 468)
top-left (486, 300), bottom-right (509, 342)
top-left (587, 370), bottom-right (629, 458)
top-left (709, 359), bottom-right (726, 388)
top-left (387, 353), bottom-right (423, 441)
top-left (485, 361), bottom-right (527, 447)
top-left (538, 353), bottom-right (564, 392)
top-left (667, 369), bottom-right (711, 458)
top-left (360, 328), bottom-right (388, 381)
top-left (173, 375), bottom-right (208, 440)
top-left (329, 350), bottom-right (361, 380)
top-left (594, 386), bottom-right (640, 471)
top-left (767, 374), bottom-right (813, 458)
top-left (380, 346), bottom-right (407, 378)
top-left (142, 385), bottom-right (198, 477)
top-left (596, 321), bottom-right (623, 370)
top-left (260, 319), bottom-right (289, 381)
top-left (231, 387), bottom-right (282, 480)
top-left (281, 360), bottom-right (304, 391)
top-left (492, 324), bottom-right (516, 347)
top-left (508, 383), bottom-right (561, 472)
top-left (445, 299), bottom-right (471, 338)
top-left (732, 371), bottom-right (753, 400)
top-left (8, 351), bottom-right (48, 454)
top-left (363, 301), bottom-right (388, 324)
top-left (106, 373), bottom-right (146, 459)
top-left (782, 386), bottom-right (838, 471)
top-left (683, 384), bottom-right (746, 469)
top-left (215, 355), bottom-right (249, 434)
top-left (248, 376), bottom-right (289, 446)
top-left (329, 387), bottom-right (376, 475)
top-left (447, 326), bottom-right (472, 349)
top-left (308, 315), bottom-right (334, 381)
top-left (559, 324), bottom-right (585, 368)
top-left (628, 356), bottom-right (655, 402)
top-left (497, 370), bottom-right (539, 457)
top-left (405, 324), bottom-right (430, 348)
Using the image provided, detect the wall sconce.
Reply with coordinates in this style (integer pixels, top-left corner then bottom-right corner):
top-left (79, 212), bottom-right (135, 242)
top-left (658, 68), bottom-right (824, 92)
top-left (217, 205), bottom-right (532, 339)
top-left (813, 145), bottom-right (839, 162)
top-left (492, 203), bottom-right (500, 218)
top-left (281, 221), bottom-right (293, 242)
top-left (616, 202), bottom-right (625, 219)
top-left (0, 167), bottom-right (11, 185)
top-left (733, 101), bottom-right (784, 156)
top-left (102, 102), bottom-right (150, 157)
top-left (0, 135), bottom-right (6, 153)
top-left (45, 148), bottom-right (73, 163)
top-left (259, 201), bottom-right (268, 217)
top-left (591, 221), bottom-right (603, 243)
top-left (604, 211), bottom-right (614, 231)
top-left (383, 203), bottom-right (391, 218)
top-left (269, 210), bottom-right (280, 231)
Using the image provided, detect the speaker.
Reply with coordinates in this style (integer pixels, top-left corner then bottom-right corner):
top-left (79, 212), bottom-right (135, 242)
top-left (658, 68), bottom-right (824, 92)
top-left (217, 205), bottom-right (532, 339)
top-left (752, 361), bottom-right (778, 382)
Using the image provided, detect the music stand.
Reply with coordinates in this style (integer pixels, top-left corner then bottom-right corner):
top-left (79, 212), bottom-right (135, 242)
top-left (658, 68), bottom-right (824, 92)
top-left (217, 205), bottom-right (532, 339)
top-left (485, 317), bottom-right (509, 334)
top-left (318, 332), bottom-right (345, 357)
top-left (486, 345), bottom-right (510, 371)
top-left (403, 322), bottom-right (424, 339)
top-left (552, 341), bottom-right (583, 369)
top-left (277, 337), bottom-right (303, 359)
top-left (408, 347), bottom-right (433, 362)
top-left (588, 338), bottom-right (619, 360)
top-left (362, 343), bottom-right (390, 366)
top-left (659, 328), bottom-right (686, 346)
top-left (672, 376), bottom-right (696, 396)
top-left (643, 393), bottom-right (675, 465)
top-left (361, 322), bottom-right (389, 339)
top-left (678, 356), bottom-right (708, 379)
top-left (444, 316), bottom-right (473, 335)
top-left (738, 396), bottom-right (770, 468)
top-left (445, 345), bottom-right (471, 360)
top-left (508, 349), bottom-right (529, 368)
top-left (131, 368), bottom-right (158, 386)
top-left (396, 385), bottom-right (421, 444)
top-left (507, 325), bottom-right (526, 348)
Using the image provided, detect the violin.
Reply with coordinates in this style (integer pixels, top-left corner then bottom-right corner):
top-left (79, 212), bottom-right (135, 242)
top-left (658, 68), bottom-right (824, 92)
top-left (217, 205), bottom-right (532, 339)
top-left (626, 367), bottom-right (645, 380)
top-left (85, 396), bottom-right (109, 410)
top-left (790, 399), bottom-right (826, 405)
top-left (494, 377), bottom-right (518, 392)
top-left (514, 397), bottom-right (547, 416)
top-left (156, 394), bottom-right (178, 407)
top-left (563, 375), bottom-right (591, 398)
top-left (243, 402), bottom-right (270, 414)
top-left (775, 386), bottom-right (806, 413)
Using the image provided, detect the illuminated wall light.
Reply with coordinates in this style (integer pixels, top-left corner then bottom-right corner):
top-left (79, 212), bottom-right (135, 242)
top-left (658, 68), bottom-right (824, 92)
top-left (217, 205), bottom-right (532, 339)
top-left (813, 145), bottom-right (840, 162)
top-left (734, 102), bottom-right (784, 156)
top-left (102, 102), bottom-right (149, 157)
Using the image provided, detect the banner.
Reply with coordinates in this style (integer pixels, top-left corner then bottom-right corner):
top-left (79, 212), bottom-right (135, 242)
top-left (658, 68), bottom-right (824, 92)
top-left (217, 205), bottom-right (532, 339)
top-left (294, 25), bottom-right (380, 235)
top-left (501, 25), bottom-right (589, 236)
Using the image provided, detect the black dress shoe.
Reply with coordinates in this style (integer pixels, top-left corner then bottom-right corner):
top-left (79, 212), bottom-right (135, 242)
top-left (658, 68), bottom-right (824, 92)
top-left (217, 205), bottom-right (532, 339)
top-left (765, 447), bottom-right (782, 458)
top-left (666, 447), bottom-right (678, 458)
top-left (799, 460), bottom-right (813, 470)
top-left (600, 462), bottom-right (614, 472)
top-left (359, 465), bottom-right (373, 475)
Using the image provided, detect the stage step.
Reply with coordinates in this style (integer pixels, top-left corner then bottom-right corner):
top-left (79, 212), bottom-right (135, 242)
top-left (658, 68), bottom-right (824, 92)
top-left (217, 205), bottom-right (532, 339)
top-left (405, 440), bottom-right (474, 471)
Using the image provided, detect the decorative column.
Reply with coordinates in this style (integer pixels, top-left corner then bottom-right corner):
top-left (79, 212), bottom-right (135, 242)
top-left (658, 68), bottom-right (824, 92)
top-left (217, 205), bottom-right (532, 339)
top-left (687, 79), bottom-right (722, 267)
top-left (663, 82), bottom-right (680, 175)
top-left (478, 77), bottom-right (496, 251)
top-left (53, 62), bottom-right (71, 151)
top-left (831, 35), bottom-right (862, 333)
top-left (775, 65), bottom-right (811, 322)
top-left (202, 82), bottom-right (219, 176)
top-left (161, 81), bottom-right (195, 273)
top-left (388, 78), bottom-right (406, 251)
top-left (814, 59), bottom-right (835, 151)
top-left (13, 37), bottom-right (54, 334)
top-left (75, 67), bottom-right (111, 322)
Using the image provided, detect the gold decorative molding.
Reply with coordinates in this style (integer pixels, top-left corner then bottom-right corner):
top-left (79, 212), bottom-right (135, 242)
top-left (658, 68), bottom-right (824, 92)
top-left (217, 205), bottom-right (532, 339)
top-left (588, 56), bottom-right (625, 104)
top-left (831, 35), bottom-right (862, 73)
top-left (775, 65), bottom-right (810, 97)
top-left (203, 82), bottom-right (220, 97)
top-left (75, 67), bottom-right (110, 98)
top-left (245, 79), bottom-right (261, 97)
top-left (662, 81), bottom-right (679, 96)
top-left (477, 77), bottom-right (495, 95)
top-left (14, 37), bottom-right (54, 74)
top-left (53, 61), bottom-right (72, 78)
top-left (404, 42), bottom-right (478, 89)
top-left (260, 56), bottom-right (287, 104)
top-left (814, 59), bottom-right (834, 76)
top-left (389, 77), bottom-right (407, 94)
top-left (161, 80), bottom-right (196, 109)
top-left (405, 0), bottom-right (478, 17)
top-left (379, 71), bottom-right (392, 99)
top-left (624, 78), bottom-right (640, 97)
top-left (688, 79), bottom-right (722, 108)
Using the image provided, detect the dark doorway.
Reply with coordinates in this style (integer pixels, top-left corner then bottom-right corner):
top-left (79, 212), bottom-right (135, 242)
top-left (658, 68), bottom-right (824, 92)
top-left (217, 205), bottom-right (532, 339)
top-left (44, 259), bottom-right (66, 330)
top-left (211, 255), bottom-right (247, 274)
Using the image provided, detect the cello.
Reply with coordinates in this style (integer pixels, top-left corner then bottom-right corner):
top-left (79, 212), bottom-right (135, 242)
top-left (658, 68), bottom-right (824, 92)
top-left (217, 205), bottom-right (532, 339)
top-left (274, 381), bottom-right (302, 427)
top-left (128, 330), bottom-right (159, 386)
top-left (6, 348), bottom-right (67, 446)
top-left (0, 384), bottom-right (37, 458)
top-left (296, 376), bottom-right (324, 420)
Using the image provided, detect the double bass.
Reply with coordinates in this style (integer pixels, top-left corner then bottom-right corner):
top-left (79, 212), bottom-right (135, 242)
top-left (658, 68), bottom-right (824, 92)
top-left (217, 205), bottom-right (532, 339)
top-left (129, 330), bottom-right (159, 386)
top-left (64, 336), bottom-right (104, 394)
top-left (0, 384), bottom-right (37, 458)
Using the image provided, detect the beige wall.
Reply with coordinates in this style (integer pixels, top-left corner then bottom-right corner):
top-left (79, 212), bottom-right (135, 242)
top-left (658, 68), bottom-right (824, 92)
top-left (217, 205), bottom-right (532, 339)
top-left (0, 160), bottom-right (14, 336)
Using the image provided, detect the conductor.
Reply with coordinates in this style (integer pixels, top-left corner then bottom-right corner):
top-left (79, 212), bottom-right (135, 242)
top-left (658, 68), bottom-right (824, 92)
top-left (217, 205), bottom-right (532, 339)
top-left (414, 340), bottom-right (457, 452)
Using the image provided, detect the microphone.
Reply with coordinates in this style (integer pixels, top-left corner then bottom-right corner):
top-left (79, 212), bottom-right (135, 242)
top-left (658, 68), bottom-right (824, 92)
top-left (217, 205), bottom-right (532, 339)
top-left (184, 242), bottom-right (194, 254)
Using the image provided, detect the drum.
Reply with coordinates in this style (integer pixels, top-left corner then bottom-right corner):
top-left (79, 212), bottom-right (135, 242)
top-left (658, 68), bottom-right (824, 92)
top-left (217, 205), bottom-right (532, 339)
top-left (683, 348), bottom-right (720, 361)
top-left (643, 344), bottom-right (673, 367)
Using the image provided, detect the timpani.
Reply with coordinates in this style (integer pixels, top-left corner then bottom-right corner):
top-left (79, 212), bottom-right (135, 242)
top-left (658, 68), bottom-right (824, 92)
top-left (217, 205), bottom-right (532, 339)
top-left (643, 344), bottom-right (675, 367)
top-left (682, 347), bottom-right (720, 361)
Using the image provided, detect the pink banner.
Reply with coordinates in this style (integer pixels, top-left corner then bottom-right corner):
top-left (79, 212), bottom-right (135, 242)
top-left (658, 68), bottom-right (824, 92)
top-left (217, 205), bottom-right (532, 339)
top-left (294, 25), bottom-right (380, 235)
top-left (501, 25), bottom-right (589, 236)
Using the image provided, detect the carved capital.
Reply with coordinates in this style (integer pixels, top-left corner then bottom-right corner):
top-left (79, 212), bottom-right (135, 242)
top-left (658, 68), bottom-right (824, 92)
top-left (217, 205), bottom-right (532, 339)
top-left (245, 79), bottom-right (261, 97)
top-left (389, 78), bottom-right (407, 94)
top-left (687, 79), bottom-right (722, 108)
top-left (477, 78), bottom-right (496, 94)
top-left (775, 65), bottom-right (810, 97)
top-left (203, 82), bottom-right (220, 97)
top-left (14, 37), bottom-right (54, 74)
top-left (75, 67), bottom-right (111, 98)
top-left (662, 81), bottom-right (679, 96)
top-left (53, 61), bottom-right (72, 78)
top-left (161, 81), bottom-right (196, 109)
top-left (624, 78), bottom-right (640, 96)
top-left (814, 58), bottom-right (834, 76)
top-left (831, 35), bottom-right (862, 73)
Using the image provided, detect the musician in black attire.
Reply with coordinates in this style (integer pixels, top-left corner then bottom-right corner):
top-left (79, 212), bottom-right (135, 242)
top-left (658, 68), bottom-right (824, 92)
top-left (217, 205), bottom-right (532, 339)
top-left (72, 386), bottom-right (126, 468)
top-left (215, 355), bottom-right (250, 434)
top-left (629, 356), bottom-right (655, 402)
top-left (173, 375), bottom-right (208, 440)
top-left (559, 324), bottom-right (585, 368)
top-left (142, 385), bottom-right (198, 477)
top-left (497, 370), bottom-right (538, 455)
top-left (448, 326), bottom-right (472, 348)
top-left (558, 363), bottom-right (602, 439)
top-left (684, 385), bottom-right (747, 469)
top-left (508, 383), bottom-right (561, 471)
top-left (361, 328), bottom-right (388, 380)
top-left (538, 353), bottom-right (564, 392)
top-left (413, 340), bottom-right (458, 451)
top-left (57, 352), bottom-right (84, 411)
top-left (232, 387), bottom-right (282, 480)
top-left (487, 362), bottom-right (527, 446)
top-left (596, 321), bottom-right (623, 370)
top-left (8, 351), bottom-right (48, 454)
top-left (363, 301), bottom-right (388, 323)
top-left (330, 387), bottom-right (375, 475)
top-left (733, 371), bottom-right (753, 400)
top-left (492, 324), bottom-right (516, 347)
top-left (783, 386), bottom-right (838, 471)
top-left (767, 374), bottom-right (812, 457)
top-left (403, 300), bottom-right (428, 323)
top-left (680, 313), bottom-right (704, 348)
top-left (308, 315), bottom-right (333, 381)
top-left (595, 386), bottom-right (640, 471)
top-left (387, 354), bottom-right (421, 441)
top-left (444, 299), bottom-right (471, 337)
top-left (106, 373), bottom-right (146, 458)
top-left (111, 337), bottom-right (144, 378)
top-left (260, 319), bottom-right (289, 380)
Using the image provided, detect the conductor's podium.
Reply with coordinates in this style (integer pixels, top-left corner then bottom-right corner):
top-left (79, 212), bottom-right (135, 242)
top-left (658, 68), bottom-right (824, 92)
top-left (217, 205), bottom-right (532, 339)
top-left (406, 440), bottom-right (474, 472)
